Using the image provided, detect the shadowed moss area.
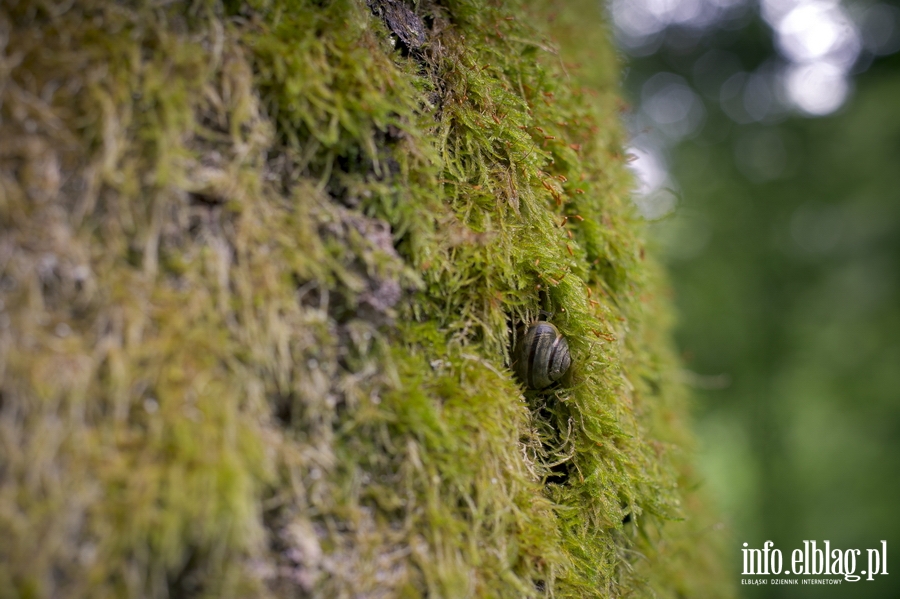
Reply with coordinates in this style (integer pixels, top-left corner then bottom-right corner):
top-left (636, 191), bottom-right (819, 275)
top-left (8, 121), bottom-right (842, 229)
top-left (0, 0), bottom-right (732, 598)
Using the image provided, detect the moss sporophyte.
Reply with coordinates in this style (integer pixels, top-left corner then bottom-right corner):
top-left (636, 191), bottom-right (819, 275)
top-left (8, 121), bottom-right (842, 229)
top-left (0, 0), bottom-right (733, 597)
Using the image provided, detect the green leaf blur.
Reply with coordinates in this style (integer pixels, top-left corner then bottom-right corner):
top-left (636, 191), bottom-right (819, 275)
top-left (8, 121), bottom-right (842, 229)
top-left (620, 2), bottom-right (900, 597)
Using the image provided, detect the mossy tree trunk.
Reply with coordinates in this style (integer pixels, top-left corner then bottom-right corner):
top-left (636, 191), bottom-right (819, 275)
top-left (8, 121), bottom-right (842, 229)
top-left (0, 1), bottom-right (732, 597)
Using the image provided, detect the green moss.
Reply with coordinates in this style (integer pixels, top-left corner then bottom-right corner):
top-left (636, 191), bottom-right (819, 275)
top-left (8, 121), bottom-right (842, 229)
top-left (0, 0), bottom-right (733, 597)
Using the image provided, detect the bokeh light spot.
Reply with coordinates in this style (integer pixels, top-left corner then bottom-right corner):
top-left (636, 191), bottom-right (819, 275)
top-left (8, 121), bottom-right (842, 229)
top-left (784, 61), bottom-right (850, 115)
top-left (641, 72), bottom-right (707, 139)
top-left (860, 3), bottom-right (900, 56)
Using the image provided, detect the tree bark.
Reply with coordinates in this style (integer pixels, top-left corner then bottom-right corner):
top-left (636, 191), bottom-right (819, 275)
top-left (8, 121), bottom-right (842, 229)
top-left (0, 1), bottom-right (732, 597)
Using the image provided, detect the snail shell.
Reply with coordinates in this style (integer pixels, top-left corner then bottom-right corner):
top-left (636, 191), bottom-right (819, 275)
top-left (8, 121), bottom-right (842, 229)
top-left (513, 322), bottom-right (572, 390)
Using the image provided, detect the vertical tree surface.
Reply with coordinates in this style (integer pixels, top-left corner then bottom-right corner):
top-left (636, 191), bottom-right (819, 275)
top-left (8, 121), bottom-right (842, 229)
top-left (0, 1), bottom-right (731, 597)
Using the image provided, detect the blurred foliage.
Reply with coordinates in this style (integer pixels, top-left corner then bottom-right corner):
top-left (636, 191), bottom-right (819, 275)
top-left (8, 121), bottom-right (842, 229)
top-left (620, 1), bottom-right (900, 597)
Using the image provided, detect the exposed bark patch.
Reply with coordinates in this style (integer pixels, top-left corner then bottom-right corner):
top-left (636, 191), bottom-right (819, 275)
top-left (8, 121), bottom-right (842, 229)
top-left (367, 0), bottom-right (427, 53)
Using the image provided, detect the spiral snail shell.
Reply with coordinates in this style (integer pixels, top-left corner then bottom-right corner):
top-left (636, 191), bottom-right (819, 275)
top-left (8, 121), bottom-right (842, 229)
top-left (513, 321), bottom-right (572, 390)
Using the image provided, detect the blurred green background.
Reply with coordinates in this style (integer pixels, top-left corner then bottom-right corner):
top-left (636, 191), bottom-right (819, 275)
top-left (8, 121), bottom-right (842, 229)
top-left (607, 0), bottom-right (900, 596)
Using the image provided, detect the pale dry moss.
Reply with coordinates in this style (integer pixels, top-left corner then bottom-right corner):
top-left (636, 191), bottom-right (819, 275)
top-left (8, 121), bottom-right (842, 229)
top-left (0, 0), bottom-right (733, 598)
